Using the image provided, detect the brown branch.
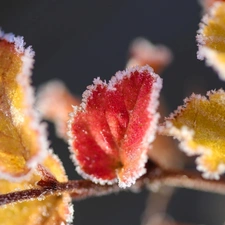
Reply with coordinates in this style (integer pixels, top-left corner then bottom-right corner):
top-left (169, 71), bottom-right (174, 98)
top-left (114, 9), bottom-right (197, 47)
top-left (146, 166), bottom-right (225, 195)
top-left (0, 179), bottom-right (120, 206)
top-left (1, 164), bottom-right (225, 206)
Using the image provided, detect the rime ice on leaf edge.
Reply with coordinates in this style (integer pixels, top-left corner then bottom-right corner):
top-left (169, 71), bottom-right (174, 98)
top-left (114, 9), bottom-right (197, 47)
top-left (197, 2), bottom-right (225, 80)
top-left (0, 149), bottom-right (74, 225)
top-left (0, 29), bottom-right (48, 181)
top-left (160, 91), bottom-right (225, 180)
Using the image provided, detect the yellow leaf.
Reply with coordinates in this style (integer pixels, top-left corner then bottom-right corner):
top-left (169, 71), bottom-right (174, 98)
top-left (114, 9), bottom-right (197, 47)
top-left (0, 31), bottom-right (47, 180)
top-left (197, 2), bottom-right (225, 80)
top-left (160, 90), bottom-right (225, 179)
top-left (0, 152), bottom-right (73, 225)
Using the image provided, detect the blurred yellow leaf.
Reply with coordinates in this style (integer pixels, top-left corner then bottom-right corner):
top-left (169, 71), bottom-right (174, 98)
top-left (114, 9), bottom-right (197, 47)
top-left (197, 2), bottom-right (225, 80)
top-left (160, 90), bottom-right (225, 179)
top-left (0, 32), bottom-right (47, 180)
top-left (0, 152), bottom-right (73, 225)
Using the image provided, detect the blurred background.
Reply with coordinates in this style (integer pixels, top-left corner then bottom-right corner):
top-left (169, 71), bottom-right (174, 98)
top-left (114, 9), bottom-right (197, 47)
top-left (1, 0), bottom-right (225, 224)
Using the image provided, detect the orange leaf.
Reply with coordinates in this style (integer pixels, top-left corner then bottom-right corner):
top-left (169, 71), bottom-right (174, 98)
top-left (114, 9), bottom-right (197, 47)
top-left (160, 90), bottom-right (225, 179)
top-left (0, 30), bottom-right (48, 180)
top-left (0, 152), bottom-right (73, 225)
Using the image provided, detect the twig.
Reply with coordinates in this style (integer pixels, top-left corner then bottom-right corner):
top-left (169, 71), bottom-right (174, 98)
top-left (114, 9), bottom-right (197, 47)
top-left (1, 163), bottom-right (225, 206)
top-left (0, 179), bottom-right (121, 206)
top-left (146, 166), bottom-right (225, 195)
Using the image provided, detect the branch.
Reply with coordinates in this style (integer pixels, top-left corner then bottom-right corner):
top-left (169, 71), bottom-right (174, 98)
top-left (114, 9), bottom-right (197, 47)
top-left (1, 163), bottom-right (225, 206)
top-left (146, 165), bottom-right (225, 195)
top-left (0, 179), bottom-right (121, 206)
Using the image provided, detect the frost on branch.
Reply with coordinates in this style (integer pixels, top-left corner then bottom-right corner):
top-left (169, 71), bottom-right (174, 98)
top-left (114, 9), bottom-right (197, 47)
top-left (197, 2), bottom-right (225, 80)
top-left (37, 80), bottom-right (80, 140)
top-left (0, 30), bottom-right (48, 180)
top-left (0, 152), bottom-right (73, 225)
top-left (160, 90), bottom-right (225, 180)
top-left (68, 65), bottom-right (162, 188)
top-left (126, 38), bottom-right (173, 74)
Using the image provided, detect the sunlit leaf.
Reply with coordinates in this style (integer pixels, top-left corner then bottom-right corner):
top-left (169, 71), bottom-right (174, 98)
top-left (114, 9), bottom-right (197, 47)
top-left (197, 2), bottom-right (225, 80)
top-left (37, 80), bottom-right (80, 140)
top-left (126, 38), bottom-right (173, 74)
top-left (0, 152), bottom-right (73, 225)
top-left (0, 30), bottom-right (47, 180)
top-left (68, 65), bottom-right (162, 188)
top-left (160, 90), bottom-right (225, 179)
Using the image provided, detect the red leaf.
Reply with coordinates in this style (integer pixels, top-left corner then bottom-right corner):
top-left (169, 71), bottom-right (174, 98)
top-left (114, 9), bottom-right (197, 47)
top-left (68, 66), bottom-right (162, 188)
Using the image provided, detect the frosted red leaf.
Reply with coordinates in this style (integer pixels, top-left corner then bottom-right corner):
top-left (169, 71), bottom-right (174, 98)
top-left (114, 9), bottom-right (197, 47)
top-left (68, 65), bottom-right (162, 188)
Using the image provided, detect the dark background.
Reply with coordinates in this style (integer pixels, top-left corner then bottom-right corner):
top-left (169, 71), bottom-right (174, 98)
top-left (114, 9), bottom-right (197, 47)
top-left (1, 0), bottom-right (225, 224)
